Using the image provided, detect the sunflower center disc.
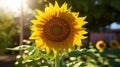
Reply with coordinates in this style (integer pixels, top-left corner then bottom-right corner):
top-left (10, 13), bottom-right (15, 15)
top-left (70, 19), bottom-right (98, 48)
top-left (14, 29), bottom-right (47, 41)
top-left (44, 18), bottom-right (70, 42)
top-left (112, 43), bottom-right (117, 46)
top-left (99, 44), bottom-right (104, 48)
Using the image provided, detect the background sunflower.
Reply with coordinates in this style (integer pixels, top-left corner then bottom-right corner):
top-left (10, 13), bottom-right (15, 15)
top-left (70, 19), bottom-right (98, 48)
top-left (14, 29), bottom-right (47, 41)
top-left (109, 40), bottom-right (120, 49)
top-left (30, 1), bottom-right (87, 54)
top-left (96, 40), bottom-right (106, 51)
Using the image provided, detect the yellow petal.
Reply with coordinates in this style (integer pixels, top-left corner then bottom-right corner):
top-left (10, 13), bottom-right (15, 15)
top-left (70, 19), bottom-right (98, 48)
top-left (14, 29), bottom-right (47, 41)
top-left (77, 30), bottom-right (88, 34)
top-left (30, 25), bottom-right (43, 31)
top-left (49, 2), bottom-right (53, 8)
top-left (75, 18), bottom-right (87, 28)
top-left (54, 1), bottom-right (59, 8)
top-left (36, 9), bottom-right (44, 16)
top-left (31, 20), bottom-right (38, 24)
top-left (46, 46), bottom-right (50, 54)
top-left (29, 31), bottom-right (42, 39)
top-left (72, 12), bottom-right (79, 17)
top-left (35, 39), bottom-right (43, 48)
top-left (52, 48), bottom-right (57, 55)
top-left (61, 2), bottom-right (68, 11)
top-left (74, 37), bottom-right (82, 46)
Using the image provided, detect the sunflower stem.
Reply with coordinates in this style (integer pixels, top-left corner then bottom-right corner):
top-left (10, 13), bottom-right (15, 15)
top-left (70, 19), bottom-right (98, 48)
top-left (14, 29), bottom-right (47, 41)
top-left (55, 53), bottom-right (60, 67)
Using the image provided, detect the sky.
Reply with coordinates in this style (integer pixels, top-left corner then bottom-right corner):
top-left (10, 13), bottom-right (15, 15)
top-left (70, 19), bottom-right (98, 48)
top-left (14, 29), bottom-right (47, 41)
top-left (0, 0), bottom-right (31, 17)
top-left (110, 22), bottom-right (120, 29)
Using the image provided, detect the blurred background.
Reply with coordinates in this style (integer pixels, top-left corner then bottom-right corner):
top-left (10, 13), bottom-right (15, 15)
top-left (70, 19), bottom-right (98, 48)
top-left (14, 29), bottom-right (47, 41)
top-left (0, 0), bottom-right (120, 67)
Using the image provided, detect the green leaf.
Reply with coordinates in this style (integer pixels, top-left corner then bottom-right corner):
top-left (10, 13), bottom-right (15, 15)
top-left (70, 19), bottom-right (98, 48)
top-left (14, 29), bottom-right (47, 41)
top-left (100, 48), bottom-right (120, 58)
top-left (69, 50), bottom-right (83, 57)
top-left (24, 48), bottom-right (42, 61)
top-left (86, 51), bottom-right (97, 59)
top-left (15, 57), bottom-right (25, 67)
top-left (108, 59), bottom-right (120, 67)
top-left (47, 50), bottom-right (55, 60)
top-left (79, 63), bottom-right (86, 67)
top-left (68, 49), bottom-right (87, 57)
top-left (66, 61), bottom-right (78, 67)
top-left (7, 45), bottom-right (32, 50)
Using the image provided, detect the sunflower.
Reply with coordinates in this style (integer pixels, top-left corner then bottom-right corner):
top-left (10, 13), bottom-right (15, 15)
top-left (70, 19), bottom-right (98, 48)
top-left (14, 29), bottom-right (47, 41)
top-left (29, 1), bottom-right (87, 54)
top-left (109, 40), bottom-right (120, 49)
top-left (96, 40), bottom-right (106, 51)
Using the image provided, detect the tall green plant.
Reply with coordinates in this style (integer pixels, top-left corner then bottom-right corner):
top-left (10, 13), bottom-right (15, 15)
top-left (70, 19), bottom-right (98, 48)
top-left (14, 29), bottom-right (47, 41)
top-left (0, 10), bottom-right (18, 55)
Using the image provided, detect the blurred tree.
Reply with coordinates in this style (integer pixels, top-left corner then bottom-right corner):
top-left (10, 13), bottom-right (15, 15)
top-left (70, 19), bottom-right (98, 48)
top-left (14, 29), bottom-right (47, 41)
top-left (0, 10), bottom-right (18, 55)
top-left (26, 0), bottom-right (120, 32)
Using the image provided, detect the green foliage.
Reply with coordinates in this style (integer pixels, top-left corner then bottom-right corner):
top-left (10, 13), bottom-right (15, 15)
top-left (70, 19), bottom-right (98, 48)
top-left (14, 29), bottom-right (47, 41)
top-left (100, 48), bottom-right (120, 67)
top-left (110, 0), bottom-right (120, 11)
top-left (10, 44), bottom-right (54, 67)
top-left (0, 10), bottom-right (18, 55)
top-left (9, 42), bottom-right (120, 67)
